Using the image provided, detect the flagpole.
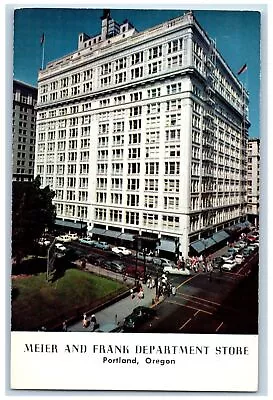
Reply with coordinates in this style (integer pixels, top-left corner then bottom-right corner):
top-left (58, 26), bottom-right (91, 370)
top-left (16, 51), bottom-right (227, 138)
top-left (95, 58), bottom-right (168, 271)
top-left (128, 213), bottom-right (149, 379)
top-left (41, 36), bottom-right (45, 70)
top-left (40, 33), bottom-right (45, 70)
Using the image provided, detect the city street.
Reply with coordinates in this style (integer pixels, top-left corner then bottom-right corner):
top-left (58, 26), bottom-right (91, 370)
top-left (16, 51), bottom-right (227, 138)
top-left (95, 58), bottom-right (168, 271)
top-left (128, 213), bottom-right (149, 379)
top-left (65, 239), bottom-right (258, 334)
top-left (137, 254), bottom-right (258, 334)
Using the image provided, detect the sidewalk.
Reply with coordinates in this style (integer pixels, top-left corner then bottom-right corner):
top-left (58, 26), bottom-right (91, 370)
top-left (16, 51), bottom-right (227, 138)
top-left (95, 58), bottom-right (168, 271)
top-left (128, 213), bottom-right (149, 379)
top-left (68, 282), bottom-right (157, 332)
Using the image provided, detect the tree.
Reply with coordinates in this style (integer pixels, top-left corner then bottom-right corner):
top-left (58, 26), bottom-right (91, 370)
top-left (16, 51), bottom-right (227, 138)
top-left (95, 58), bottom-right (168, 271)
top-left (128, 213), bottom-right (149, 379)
top-left (12, 176), bottom-right (56, 263)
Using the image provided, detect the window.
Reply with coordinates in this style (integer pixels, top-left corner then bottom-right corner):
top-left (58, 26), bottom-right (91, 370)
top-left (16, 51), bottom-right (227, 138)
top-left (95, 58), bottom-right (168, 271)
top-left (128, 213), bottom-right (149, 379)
top-left (165, 162), bottom-right (180, 175)
top-left (147, 88), bottom-right (161, 98)
top-left (148, 45), bottom-right (162, 59)
top-left (145, 162), bottom-right (159, 175)
top-left (127, 178), bottom-right (140, 190)
top-left (148, 61), bottom-right (162, 74)
top-left (128, 163), bottom-right (140, 174)
top-left (128, 148), bottom-right (140, 159)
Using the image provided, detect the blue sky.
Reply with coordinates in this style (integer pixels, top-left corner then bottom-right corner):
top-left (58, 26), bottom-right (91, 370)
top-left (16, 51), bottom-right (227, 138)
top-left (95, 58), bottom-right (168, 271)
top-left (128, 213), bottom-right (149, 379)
top-left (13, 8), bottom-right (260, 138)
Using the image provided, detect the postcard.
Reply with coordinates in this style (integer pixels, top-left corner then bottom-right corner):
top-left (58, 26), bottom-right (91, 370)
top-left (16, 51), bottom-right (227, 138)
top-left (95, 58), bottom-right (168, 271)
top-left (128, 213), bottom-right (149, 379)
top-left (10, 5), bottom-right (262, 392)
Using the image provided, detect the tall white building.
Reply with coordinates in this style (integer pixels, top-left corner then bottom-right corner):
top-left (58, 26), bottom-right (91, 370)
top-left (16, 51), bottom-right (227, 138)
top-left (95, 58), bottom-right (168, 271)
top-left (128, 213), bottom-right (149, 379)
top-left (247, 138), bottom-right (260, 226)
top-left (35, 10), bottom-right (250, 257)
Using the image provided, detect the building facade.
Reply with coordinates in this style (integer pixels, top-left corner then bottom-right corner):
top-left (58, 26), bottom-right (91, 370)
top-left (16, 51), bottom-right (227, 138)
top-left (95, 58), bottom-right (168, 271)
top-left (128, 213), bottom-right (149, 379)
top-left (35, 11), bottom-right (250, 257)
top-left (13, 80), bottom-right (37, 182)
top-left (247, 138), bottom-right (260, 226)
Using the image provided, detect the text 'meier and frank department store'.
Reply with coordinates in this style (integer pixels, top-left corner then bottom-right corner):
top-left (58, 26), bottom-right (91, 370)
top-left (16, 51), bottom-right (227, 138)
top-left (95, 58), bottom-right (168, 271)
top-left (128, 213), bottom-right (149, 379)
top-left (35, 10), bottom-right (250, 259)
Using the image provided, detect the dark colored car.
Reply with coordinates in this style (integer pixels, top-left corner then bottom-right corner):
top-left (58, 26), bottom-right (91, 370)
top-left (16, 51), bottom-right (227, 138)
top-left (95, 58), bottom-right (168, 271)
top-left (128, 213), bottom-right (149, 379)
top-left (212, 257), bottom-right (224, 269)
top-left (124, 264), bottom-right (145, 279)
top-left (87, 253), bottom-right (105, 266)
top-left (123, 306), bottom-right (156, 331)
top-left (103, 260), bottom-right (126, 273)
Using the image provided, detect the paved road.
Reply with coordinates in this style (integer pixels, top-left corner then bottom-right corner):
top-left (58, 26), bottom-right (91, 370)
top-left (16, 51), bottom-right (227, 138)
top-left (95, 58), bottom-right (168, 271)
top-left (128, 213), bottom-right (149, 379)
top-left (62, 239), bottom-right (258, 334)
top-left (136, 253), bottom-right (258, 334)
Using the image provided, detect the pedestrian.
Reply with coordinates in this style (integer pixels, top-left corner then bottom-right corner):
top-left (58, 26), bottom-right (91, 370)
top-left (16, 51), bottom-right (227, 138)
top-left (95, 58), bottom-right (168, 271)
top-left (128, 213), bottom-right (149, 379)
top-left (146, 276), bottom-right (151, 288)
top-left (82, 313), bottom-right (89, 328)
top-left (151, 278), bottom-right (155, 288)
top-left (130, 288), bottom-right (135, 299)
top-left (62, 320), bottom-right (67, 332)
top-left (171, 285), bottom-right (176, 296)
top-left (90, 314), bottom-right (97, 325)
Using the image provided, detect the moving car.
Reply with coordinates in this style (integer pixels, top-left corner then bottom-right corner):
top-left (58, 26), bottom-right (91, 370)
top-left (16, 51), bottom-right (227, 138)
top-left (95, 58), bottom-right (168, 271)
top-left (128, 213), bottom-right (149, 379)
top-left (137, 252), bottom-right (153, 263)
top-left (163, 265), bottom-right (191, 276)
top-left (56, 234), bottom-right (72, 243)
top-left (221, 260), bottom-right (237, 271)
top-left (112, 246), bottom-right (132, 256)
top-left (79, 237), bottom-right (97, 246)
top-left (123, 306), bottom-right (156, 331)
top-left (38, 237), bottom-right (51, 247)
top-left (212, 257), bottom-right (224, 270)
top-left (55, 243), bottom-right (66, 252)
top-left (67, 233), bottom-right (79, 241)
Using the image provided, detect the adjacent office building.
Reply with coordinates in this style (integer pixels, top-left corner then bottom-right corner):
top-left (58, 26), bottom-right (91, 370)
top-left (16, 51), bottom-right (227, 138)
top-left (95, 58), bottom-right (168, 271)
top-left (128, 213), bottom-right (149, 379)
top-left (13, 80), bottom-right (37, 182)
top-left (35, 10), bottom-right (250, 257)
top-left (247, 138), bottom-right (260, 226)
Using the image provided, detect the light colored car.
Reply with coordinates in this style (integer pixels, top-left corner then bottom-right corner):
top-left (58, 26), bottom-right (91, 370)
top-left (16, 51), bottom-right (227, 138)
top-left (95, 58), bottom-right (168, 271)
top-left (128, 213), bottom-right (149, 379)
top-left (221, 250), bottom-right (236, 262)
top-left (38, 238), bottom-right (51, 246)
top-left (249, 241), bottom-right (259, 248)
top-left (95, 241), bottom-right (110, 250)
top-left (137, 252), bottom-right (153, 263)
top-left (68, 233), bottom-right (79, 241)
top-left (55, 243), bottom-right (66, 252)
top-left (112, 246), bottom-right (132, 256)
top-left (163, 265), bottom-right (191, 276)
top-left (56, 234), bottom-right (72, 243)
top-left (234, 254), bottom-right (245, 264)
top-left (233, 241), bottom-right (247, 250)
top-left (221, 260), bottom-right (237, 271)
top-left (79, 237), bottom-right (96, 246)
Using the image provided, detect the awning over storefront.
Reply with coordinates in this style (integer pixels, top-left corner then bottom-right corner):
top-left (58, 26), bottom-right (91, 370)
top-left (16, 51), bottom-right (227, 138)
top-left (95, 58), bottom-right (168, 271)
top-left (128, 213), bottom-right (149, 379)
top-left (118, 233), bottom-right (136, 242)
top-left (212, 230), bottom-right (230, 243)
top-left (55, 219), bottom-right (87, 230)
top-left (190, 237), bottom-right (216, 254)
top-left (101, 230), bottom-right (121, 238)
top-left (156, 240), bottom-right (176, 253)
top-left (89, 227), bottom-right (106, 236)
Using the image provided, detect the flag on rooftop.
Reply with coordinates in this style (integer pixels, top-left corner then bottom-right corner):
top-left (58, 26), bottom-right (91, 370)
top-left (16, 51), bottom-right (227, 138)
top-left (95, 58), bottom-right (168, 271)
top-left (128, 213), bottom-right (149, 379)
top-left (40, 33), bottom-right (45, 46)
top-left (237, 63), bottom-right (247, 75)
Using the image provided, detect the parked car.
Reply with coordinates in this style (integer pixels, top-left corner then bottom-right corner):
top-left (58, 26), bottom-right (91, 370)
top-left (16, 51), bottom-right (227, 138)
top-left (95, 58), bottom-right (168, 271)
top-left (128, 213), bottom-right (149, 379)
top-left (104, 260), bottom-right (126, 273)
top-left (233, 241), bottom-right (247, 251)
top-left (67, 233), bottom-right (79, 241)
top-left (55, 243), bottom-right (66, 252)
top-left (234, 254), bottom-right (245, 264)
top-left (249, 241), bottom-right (259, 248)
top-left (221, 249), bottom-right (237, 261)
top-left (79, 237), bottom-right (97, 246)
top-left (56, 234), bottom-right (72, 243)
top-left (163, 265), bottom-right (191, 276)
top-left (137, 252), bottom-right (153, 263)
top-left (123, 306), bottom-right (156, 331)
top-left (124, 264), bottom-right (145, 278)
top-left (112, 246), bottom-right (132, 256)
top-left (242, 247), bottom-right (254, 257)
top-left (87, 254), bottom-right (105, 266)
top-left (221, 260), bottom-right (238, 271)
top-left (94, 241), bottom-right (110, 250)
